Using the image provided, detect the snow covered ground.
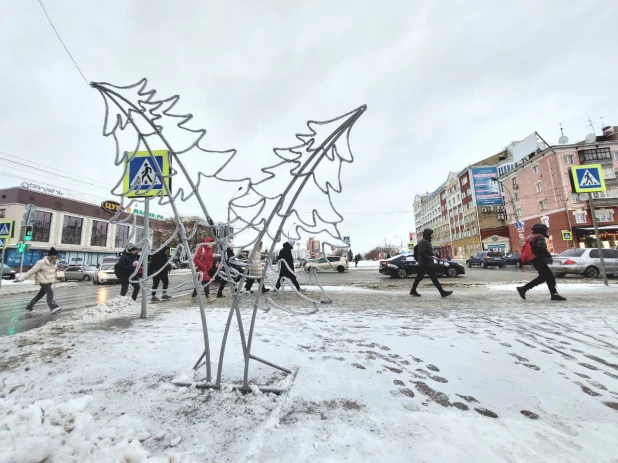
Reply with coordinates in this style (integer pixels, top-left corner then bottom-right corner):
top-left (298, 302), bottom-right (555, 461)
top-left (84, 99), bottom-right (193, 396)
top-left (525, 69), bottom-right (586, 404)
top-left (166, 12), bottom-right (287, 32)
top-left (0, 280), bottom-right (79, 296)
top-left (1, 284), bottom-right (618, 462)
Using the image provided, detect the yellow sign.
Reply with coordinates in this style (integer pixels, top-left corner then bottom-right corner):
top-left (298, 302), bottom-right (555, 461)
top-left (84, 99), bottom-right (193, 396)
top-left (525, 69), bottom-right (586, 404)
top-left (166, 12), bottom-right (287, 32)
top-left (123, 150), bottom-right (171, 198)
top-left (561, 230), bottom-right (573, 241)
top-left (570, 164), bottom-right (606, 194)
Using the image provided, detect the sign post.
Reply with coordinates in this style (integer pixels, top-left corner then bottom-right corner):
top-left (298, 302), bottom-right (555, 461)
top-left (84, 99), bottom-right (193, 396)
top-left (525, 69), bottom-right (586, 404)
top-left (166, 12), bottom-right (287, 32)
top-left (0, 237), bottom-right (6, 289)
top-left (570, 165), bottom-right (608, 286)
top-left (124, 150), bottom-right (170, 319)
top-left (19, 205), bottom-right (36, 278)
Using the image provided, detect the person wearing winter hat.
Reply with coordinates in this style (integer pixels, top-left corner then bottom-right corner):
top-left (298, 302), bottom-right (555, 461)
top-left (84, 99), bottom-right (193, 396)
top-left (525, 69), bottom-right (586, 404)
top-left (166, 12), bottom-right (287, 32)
top-left (150, 247), bottom-right (173, 302)
top-left (275, 239), bottom-right (301, 291)
top-left (216, 244), bottom-right (236, 298)
top-left (14, 247), bottom-right (61, 314)
top-left (192, 237), bottom-right (216, 303)
top-left (517, 223), bottom-right (566, 301)
top-left (117, 244), bottom-right (141, 301)
top-left (244, 241), bottom-right (270, 294)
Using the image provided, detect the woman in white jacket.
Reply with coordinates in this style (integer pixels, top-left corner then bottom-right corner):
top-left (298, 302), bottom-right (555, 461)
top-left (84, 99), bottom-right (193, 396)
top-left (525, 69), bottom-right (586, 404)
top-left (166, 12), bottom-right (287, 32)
top-left (15, 247), bottom-right (61, 313)
top-left (244, 242), bottom-right (270, 294)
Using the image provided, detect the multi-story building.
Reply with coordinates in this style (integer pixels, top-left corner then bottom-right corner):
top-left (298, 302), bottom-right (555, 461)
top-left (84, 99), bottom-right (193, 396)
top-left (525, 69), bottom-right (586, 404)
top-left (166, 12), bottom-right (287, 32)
top-left (414, 181), bottom-right (449, 257)
top-left (500, 134), bottom-right (618, 254)
top-left (0, 186), bottom-right (161, 268)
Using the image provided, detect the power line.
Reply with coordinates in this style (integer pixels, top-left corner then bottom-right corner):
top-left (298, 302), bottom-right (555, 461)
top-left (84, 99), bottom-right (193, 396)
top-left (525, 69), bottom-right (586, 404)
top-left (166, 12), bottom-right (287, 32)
top-left (37, 0), bottom-right (88, 85)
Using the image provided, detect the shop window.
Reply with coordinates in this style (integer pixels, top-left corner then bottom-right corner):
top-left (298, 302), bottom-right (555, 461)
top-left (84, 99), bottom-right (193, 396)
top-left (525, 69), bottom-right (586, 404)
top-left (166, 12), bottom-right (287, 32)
top-left (595, 211), bottom-right (614, 222)
top-left (61, 216), bottom-right (83, 245)
top-left (32, 211), bottom-right (52, 242)
top-left (115, 224), bottom-right (130, 248)
top-left (90, 220), bottom-right (108, 247)
top-left (563, 154), bottom-right (574, 164)
top-left (574, 212), bottom-right (587, 224)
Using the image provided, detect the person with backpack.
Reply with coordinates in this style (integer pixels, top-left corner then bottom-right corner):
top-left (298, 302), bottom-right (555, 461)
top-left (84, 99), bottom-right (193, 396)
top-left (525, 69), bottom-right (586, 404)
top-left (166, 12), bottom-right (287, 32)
top-left (275, 239), bottom-right (301, 291)
top-left (116, 244), bottom-right (141, 301)
top-left (150, 247), bottom-right (172, 302)
top-left (517, 223), bottom-right (566, 301)
top-left (14, 247), bottom-right (61, 313)
top-left (410, 229), bottom-right (453, 298)
top-left (192, 237), bottom-right (216, 303)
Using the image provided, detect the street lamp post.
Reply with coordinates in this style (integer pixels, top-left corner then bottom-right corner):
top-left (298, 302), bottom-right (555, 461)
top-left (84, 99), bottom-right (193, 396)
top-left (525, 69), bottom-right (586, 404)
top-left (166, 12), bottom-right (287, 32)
top-left (394, 235), bottom-right (403, 249)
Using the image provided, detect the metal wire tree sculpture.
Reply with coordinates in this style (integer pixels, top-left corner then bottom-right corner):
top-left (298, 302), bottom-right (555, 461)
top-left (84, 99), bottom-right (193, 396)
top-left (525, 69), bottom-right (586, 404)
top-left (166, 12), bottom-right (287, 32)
top-left (92, 78), bottom-right (366, 392)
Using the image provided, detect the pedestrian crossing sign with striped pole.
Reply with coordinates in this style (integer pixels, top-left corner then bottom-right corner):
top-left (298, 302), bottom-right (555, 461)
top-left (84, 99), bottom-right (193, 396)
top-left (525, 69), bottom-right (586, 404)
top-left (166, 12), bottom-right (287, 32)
top-left (123, 150), bottom-right (171, 198)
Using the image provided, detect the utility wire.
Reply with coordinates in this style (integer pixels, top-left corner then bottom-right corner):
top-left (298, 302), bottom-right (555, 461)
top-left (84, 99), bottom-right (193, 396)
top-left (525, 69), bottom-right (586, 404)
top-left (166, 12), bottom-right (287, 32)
top-left (37, 0), bottom-right (89, 85)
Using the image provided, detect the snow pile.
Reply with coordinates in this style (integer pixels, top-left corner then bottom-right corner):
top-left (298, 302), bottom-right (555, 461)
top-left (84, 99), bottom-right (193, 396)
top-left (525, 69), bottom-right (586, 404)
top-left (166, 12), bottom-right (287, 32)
top-left (0, 380), bottom-right (174, 463)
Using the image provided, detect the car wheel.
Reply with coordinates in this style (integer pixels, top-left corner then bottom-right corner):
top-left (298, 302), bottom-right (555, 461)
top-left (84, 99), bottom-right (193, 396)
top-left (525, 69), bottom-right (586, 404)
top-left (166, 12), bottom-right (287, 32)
top-left (480, 261), bottom-right (486, 269)
top-left (447, 267), bottom-right (458, 277)
top-left (397, 268), bottom-right (407, 278)
top-left (516, 261), bottom-right (522, 269)
top-left (584, 266), bottom-right (599, 278)
top-left (555, 273), bottom-right (567, 278)
top-left (466, 261), bottom-right (471, 268)
top-left (83, 275), bottom-right (91, 282)
top-left (337, 266), bottom-right (345, 273)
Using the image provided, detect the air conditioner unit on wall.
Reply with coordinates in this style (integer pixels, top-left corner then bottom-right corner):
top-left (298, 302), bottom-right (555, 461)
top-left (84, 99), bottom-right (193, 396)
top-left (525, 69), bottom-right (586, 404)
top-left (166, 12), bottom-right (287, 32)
top-left (481, 207), bottom-right (488, 213)
top-left (487, 206), bottom-right (493, 212)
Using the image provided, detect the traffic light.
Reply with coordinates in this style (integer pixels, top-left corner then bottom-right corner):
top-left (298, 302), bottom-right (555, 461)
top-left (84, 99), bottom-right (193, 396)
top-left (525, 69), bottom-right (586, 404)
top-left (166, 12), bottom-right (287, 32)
top-left (16, 242), bottom-right (27, 253)
top-left (24, 225), bottom-right (33, 241)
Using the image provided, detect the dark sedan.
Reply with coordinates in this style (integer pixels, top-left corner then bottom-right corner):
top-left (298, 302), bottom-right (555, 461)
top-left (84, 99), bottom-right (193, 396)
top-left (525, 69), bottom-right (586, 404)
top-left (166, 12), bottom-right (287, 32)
top-left (466, 251), bottom-right (506, 268)
top-left (505, 252), bottom-right (522, 268)
top-left (379, 255), bottom-right (465, 278)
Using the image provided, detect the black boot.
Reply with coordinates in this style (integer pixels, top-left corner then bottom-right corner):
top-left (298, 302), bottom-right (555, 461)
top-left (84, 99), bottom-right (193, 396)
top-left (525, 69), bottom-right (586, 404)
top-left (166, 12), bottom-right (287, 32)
top-left (410, 290), bottom-right (421, 297)
top-left (441, 291), bottom-right (453, 298)
top-left (551, 294), bottom-right (567, 301)
top-left (516, 286), bottom-right (527, 300)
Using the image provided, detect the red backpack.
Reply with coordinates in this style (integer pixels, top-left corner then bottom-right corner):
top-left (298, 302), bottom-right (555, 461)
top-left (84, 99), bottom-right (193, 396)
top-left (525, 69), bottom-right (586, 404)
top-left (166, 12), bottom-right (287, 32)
top-left (520, 235), bottom-right (539, 264)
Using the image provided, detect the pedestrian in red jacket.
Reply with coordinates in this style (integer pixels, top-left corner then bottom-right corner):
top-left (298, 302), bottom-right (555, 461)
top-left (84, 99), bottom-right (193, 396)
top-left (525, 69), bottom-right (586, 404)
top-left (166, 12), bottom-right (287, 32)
top-left (192, 237), bottom-right (215, 302)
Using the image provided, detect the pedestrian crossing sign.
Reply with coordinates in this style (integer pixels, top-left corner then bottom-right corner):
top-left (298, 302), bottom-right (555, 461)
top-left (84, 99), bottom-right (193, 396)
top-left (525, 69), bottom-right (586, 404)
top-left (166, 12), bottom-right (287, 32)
top-left (570, 164), bottom-right (606, 194)
top-left (0, 237), bottom-right (7, 249)
top-left (123, 150), bottom-right (171, 198)
top-left (561, 230), bottom-right (573, 241)
top-left (0, 220), bottom-right (14, 238)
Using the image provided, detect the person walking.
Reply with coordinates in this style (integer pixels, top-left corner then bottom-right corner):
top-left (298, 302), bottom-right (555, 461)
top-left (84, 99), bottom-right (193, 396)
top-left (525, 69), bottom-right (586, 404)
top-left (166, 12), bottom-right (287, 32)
top-left (216, 245), bottom-right (236, 298)
top-left (275, 239), bottom-right (301, 291)
top-left (192, 237), bottom-right (216, 303)
top-left (354, 254), bottom-right (360, 267)
top-left (150, 247), bottom-right (172, 302)
top-left (517, 223), bottom-right (566, 301)
top-left (410, 229), bottom-right (453, 298)
top-left (245, 242), bottom-right (270, 294)
top-left (116, 244), bottom-right (141, 301)
top-left (14, 247), bottom-right (61, 313)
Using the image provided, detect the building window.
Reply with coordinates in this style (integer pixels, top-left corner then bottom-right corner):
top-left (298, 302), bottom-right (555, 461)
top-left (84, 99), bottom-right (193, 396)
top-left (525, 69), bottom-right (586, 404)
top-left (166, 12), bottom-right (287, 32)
top-left (90, 220), bottom-right (109, 247)
top-left (461, 177), bottom-right (468, 185)
top-left (535, 181), bottom-right (544, 192)
top-left (595, 211), bottom-right (614, 222)
top-left (541, 216), bottom-right (550, 227)
top-left (135, 227), bottom-right (145, 243)
top-left (32, 211), bottom-right (52, 242)
top-left (539, 200), bottom-right (547, 211)
top-left (572, 193), bottom-right (582, 203)
top-left (578, 147), bottom-right (611, 163)
top-left (61, 216), bottom-right (83, 245)
top-left (516, 207), bottom-right (523, 218)
top-left (115, 225), bottom-right (130, 248)
top-left (603, 166), bottom-right (616, 180)
top-left (514, 192), bottom-right (520, 201)
top-left (532, 164), bottom-right (540, 174)
top-left (613, 151), bottom-right (618, 161)
top-left (512, 177), bottom-right (518, 189)
top-left (0, 209), bottom-right (5, 218)
top-left (563, 154), bottom-right (574, 164)
top-left (575, 212), bottom-right (587, 224)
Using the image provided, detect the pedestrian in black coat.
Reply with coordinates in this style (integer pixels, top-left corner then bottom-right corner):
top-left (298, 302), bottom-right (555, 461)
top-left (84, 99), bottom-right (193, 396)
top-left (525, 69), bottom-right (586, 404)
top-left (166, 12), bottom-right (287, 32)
top-left (216, 246), bottom-right (236, 298)
top-left (150, 247), bottom-right (172, 302)
top-left (117, 245), bottom-right (141, 301)
top-left (517, 223), bottom-right (566, 301)
top-left (276, 240), bottom-right (301, 291)
top-left (410, 229), bottom-right (452, 298)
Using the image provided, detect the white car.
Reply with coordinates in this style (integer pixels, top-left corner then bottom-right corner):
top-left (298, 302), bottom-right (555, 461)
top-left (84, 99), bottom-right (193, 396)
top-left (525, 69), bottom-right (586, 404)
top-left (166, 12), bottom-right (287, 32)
top-left (550, 248), bottom-right (618, 278)
top-left (93, 263), bottom-right (121, 285)
top-left (304, 256), bottom-right (349, 273)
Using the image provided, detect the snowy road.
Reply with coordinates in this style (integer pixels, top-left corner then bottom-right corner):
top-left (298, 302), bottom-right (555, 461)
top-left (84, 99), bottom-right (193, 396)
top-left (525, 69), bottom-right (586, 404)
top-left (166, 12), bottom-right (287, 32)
top-left (1, 270), bottom-right (618, 462)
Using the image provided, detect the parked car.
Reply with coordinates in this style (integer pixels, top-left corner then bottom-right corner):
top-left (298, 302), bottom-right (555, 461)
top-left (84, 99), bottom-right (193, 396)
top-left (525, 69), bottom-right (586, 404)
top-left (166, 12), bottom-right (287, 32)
top-left (505, 252), bottom-right (522, 268)
top-left (93, 264), bottom-right (120, 285)
top-left (379, 255), bottom-right (465, 278)
top-left (466, 251), bottom-right (506, 268)
top-left (550, 248), bottom-right (618, 278)
top-left (1, 264), bottom-right (16, 280)
top-left (63, 265), bottom-right (98, 282)
top-left (295, 258), bottom-right (307, 269)
top-left (305, 256), bottom-right (349, 273)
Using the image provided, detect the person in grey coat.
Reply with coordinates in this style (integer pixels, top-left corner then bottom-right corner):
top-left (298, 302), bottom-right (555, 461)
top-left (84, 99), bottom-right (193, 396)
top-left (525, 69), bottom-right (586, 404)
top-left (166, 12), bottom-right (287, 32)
top-left (410, 229), bottom-right (452, 298)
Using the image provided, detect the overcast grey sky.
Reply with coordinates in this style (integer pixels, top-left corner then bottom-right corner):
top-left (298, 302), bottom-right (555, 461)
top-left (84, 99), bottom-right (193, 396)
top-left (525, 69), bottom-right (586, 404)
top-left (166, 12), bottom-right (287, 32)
top-left (1, 0), bottom-right (617, 253)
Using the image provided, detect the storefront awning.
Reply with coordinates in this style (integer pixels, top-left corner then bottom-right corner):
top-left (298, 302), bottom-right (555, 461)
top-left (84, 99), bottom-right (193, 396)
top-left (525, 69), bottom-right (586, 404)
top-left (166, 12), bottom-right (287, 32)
top-left (573, 225), bottom-right (618, 231)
